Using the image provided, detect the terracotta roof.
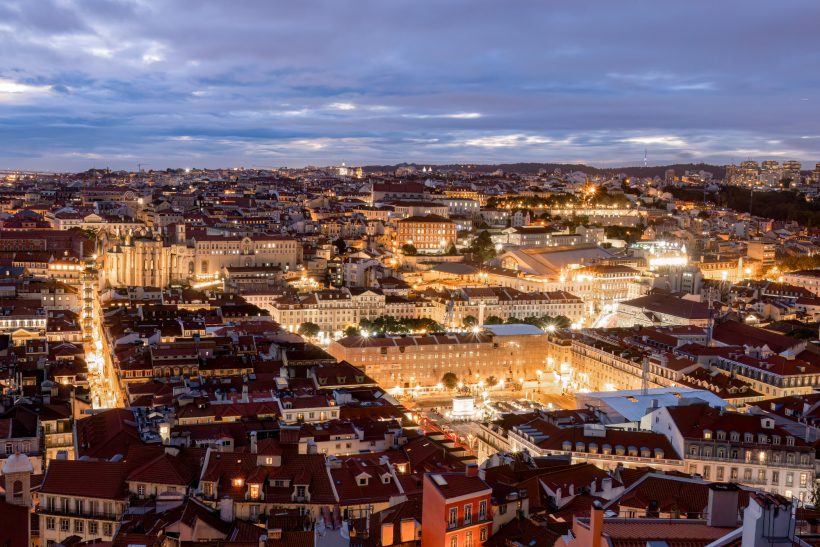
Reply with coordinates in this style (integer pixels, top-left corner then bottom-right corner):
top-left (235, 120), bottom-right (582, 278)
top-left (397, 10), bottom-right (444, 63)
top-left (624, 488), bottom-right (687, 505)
top-left (41, 459), bottom-right (129, 499)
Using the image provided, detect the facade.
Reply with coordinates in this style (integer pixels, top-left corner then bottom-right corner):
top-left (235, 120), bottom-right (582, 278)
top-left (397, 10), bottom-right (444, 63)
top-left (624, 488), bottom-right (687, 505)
top-left (396, 215), bottom-right (457, 254)
top-left (647, 404), bottom-right (816, 502)
top-left (103, 231), bottom-right (302, 287)
top-left (782, 269), bottom-right (820, 296)
top-left (328, 328), bottom-right (548, 388)
top-left (39, 460), bottom-right (129, 544)
top-left (421, 467), bottom-right (492, 547)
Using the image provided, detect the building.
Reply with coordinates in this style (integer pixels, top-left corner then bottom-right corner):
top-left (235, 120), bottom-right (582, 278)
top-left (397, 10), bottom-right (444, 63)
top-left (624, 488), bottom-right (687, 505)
top-left (646, 403), bottom-right (816, 502)
top-left (372, 182), bottom-right (426, 204)
top-left (421, 466), bottom-right (492, 547)
top-left (746, 241), bottom-right (776, 272)
top-left (782, 269), bottom-right (820, 296)
top-left (327, 326), bottom-right (548, 388)
top-left (39, 459), bottom-right (130, 544)
top-left (103, 230), bottom-right (302, 287)
top-left (614, 293), bottom-right (710, 328)
top-left (396, 215), bottom-right (457, 254)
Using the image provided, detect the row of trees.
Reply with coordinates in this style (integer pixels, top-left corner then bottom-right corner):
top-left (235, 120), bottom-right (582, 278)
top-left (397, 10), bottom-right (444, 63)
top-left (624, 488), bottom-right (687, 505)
top-left (440, 372), bottom-right (500, 390)
top-left (299, 312), bottom-right (572, 339)
top-left (344, 315), bottom-right (446, 337)
top-left (463, 314), bottom-right (571, 330)
top-left (662, 185), bottom-right (820, 228)
top-left (485, 187), bottom-right (632, 210)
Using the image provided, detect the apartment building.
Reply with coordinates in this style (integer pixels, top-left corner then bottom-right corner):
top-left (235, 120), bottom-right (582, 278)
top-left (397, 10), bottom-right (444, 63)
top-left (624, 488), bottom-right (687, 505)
top-left (646, 404), bottom-right (816, 502)
top-left (782, 269), bottom-right (820, 296)
top-left (421, 466), bottom-right (492, 547)
top-left (268, 288), bottom-right (437, 337)
top-left (39, 460), bottom-right (129, 544)
top-left (502, 418), bottom-right (683, 473)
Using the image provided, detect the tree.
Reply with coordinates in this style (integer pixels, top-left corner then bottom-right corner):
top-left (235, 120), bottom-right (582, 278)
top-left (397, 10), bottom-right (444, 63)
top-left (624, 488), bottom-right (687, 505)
top-left (401, 243), bottom-right (417, 256)
top-left (333, 237), bottom-right (347, 255)
top-left (298, 322), bottom-right (321, 338)
top-left (343, 325), bottom-right (360, 337)
top-left (553, 315), bottom-right (572, 329)
top-left (810, 481), bottom-right (820, 508)
top-left (485, 376), bottom-right (498, 388)
top-left (445, 241), bottom-right (459, 255)
top-left (468, 231), bottom-right (496, 263)
top-left (484, 315), bottom-right (504, 325)
top-left (463, 315), bottom-right (478, 328)
top-left (441, 372), bottom-right (458, 390)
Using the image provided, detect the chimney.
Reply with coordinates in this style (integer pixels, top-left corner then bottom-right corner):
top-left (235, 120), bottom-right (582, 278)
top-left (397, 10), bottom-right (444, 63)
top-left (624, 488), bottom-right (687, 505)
top-left (590, 500), bottom-right (604, 547)
top-left (381, 522), bottom-right (394, 546)
top-left (250, 431), bottom-right (258, 454)
top-left (601, 477), bottom-right (612, 496)
top-left (741, 493), bottom-right (794, 546)
top-left (218, 497), bottom-right (234, 522)
top-left (465, 463), bottom-right (479, 478)
top-left (707, 483), bottom-right (740, 527)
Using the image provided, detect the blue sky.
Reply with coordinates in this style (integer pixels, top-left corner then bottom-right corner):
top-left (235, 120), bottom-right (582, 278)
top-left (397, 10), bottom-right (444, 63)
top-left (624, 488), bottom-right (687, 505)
top-left (1, 0), bottom-right (818, 171)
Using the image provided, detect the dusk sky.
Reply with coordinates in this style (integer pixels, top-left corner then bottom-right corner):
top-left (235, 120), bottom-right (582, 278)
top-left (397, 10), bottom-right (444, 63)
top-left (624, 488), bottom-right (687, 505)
top-left (1, 1), bottom-right (819, 171)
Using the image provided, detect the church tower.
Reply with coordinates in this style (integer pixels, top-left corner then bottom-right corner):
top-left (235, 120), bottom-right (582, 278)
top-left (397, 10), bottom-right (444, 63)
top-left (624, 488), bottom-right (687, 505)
top-left (2, 452), bottom-right (33, 507)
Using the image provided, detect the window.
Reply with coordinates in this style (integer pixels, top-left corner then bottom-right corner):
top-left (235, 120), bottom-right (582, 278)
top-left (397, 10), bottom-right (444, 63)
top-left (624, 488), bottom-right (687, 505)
top-left (464, 504), bottom-right (472, 525)
top-left (74, 519), bottom-right (84, 533)
top-left (743, 469), bottom-right (752, 481)
top-left (450, 536), bottom-right (458, 547)
top-left (479, 500), bottom-right (487, 520)
top-left (46, 517), bottom-right (55, 530)
top-left (89, 521), bottom-right (98, 535)
top-left (60, 518), bottom-right (69, 532)
top-left (758, 469), bottom-right (766, 482)
top-left (498, 503), bottom-right (507, 515)
top-left (772, 471), bottom-right (780, 484)
top-left (717, 467), bottom-right (724, 481)
top-left (137, 485), bottom-right (145, 497)
top-left (801, 473), bottom-right (808, 487)
top-left (103, 522), bottom-right (113, 536)
top-left (480, 527), bottom-right (488, 542)
top-left (787, 473), bottom-right (794, 487)
top-left (4, 443), bottom-right (11, 455)
top-left (466, 531), bottom-right (473, 547)
top-left (448, 508), bottom-right (458, 529)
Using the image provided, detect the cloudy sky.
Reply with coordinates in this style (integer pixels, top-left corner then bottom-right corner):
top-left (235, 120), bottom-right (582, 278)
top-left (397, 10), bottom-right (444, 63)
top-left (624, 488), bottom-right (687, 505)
top-left (1, 0), bottom-right (818, 171)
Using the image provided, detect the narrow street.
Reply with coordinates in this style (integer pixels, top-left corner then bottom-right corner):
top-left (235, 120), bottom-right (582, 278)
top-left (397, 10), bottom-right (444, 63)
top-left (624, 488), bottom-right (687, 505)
top-left (82, 268), bottom-right (122, 409)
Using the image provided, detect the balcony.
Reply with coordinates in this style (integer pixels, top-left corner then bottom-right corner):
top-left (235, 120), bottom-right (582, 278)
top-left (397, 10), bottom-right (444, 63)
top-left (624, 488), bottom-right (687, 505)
top-left (38, 507), bottom-right (121, 521)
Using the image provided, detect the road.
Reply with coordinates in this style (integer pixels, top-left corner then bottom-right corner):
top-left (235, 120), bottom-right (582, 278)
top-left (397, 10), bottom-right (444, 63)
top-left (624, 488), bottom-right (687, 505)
top-left (82, 270), bottom-right (122, 409)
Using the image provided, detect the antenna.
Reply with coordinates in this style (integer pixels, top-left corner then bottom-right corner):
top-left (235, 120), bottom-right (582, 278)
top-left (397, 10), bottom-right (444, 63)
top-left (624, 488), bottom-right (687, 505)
top-left (644, 149), bottom-right (648, 168)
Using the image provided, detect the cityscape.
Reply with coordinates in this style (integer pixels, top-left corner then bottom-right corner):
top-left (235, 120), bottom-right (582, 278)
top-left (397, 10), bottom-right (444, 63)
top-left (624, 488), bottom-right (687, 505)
top-left (1, 2), bottom-right (820, 547)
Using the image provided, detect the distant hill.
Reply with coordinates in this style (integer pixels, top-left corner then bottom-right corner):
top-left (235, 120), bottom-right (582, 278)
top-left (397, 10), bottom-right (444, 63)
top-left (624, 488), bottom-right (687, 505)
top-left (363, 162), bottom-right (726, 179)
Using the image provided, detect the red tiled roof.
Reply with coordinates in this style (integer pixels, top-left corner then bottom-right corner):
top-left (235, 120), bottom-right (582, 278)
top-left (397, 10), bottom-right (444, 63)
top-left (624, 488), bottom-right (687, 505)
top-left (41, 459), bottom-right (129, 499)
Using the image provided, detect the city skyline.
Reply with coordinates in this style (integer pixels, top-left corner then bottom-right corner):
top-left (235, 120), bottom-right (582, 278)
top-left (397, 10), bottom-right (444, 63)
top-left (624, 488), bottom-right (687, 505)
top-left (1, 0), bottom-right (819, 170)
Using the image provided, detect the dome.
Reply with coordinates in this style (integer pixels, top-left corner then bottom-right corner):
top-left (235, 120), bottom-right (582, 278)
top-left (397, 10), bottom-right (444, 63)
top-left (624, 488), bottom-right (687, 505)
top-left (2, 453), bottom-right (33, 475)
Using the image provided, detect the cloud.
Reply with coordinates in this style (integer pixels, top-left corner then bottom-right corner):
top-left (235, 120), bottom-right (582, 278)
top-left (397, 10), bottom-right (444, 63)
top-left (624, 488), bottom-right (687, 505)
top-left (0, 0), bottom-right (818, 169)
top-left (621, 135), bottom-right (689, 148)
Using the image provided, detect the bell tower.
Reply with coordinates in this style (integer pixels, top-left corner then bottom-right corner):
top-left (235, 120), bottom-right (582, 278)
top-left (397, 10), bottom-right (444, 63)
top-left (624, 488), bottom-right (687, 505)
top-left (2, 452), bottom-right (33, 507)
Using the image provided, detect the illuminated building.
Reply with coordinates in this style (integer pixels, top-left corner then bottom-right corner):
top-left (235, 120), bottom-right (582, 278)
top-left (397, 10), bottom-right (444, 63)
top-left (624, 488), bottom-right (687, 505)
top-left (396, 215), bottom-right (456, 254)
